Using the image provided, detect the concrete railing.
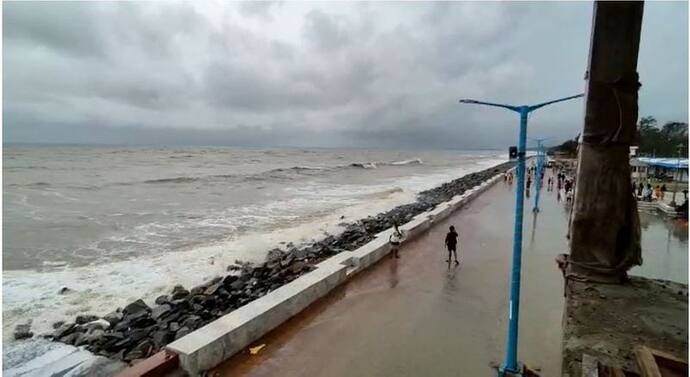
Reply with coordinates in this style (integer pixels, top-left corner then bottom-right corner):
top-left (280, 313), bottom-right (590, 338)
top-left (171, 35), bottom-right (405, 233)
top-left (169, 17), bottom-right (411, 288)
top-left (166, 171), bottom-right (506, 375)
top-left (637, 200), bottom-right (681, 216)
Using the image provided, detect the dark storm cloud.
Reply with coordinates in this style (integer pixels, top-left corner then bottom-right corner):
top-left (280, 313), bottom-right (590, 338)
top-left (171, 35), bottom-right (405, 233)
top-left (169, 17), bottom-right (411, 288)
top-left (3, 1), bottom-right (688, 148)
top-left (4, 2), bottom-right (104, 58)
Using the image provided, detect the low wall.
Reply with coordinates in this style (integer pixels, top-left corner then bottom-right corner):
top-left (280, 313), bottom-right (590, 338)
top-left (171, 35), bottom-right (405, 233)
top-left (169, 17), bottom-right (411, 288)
top-left (637, 200), bottom-right (681, 216)
top-left (166, 171), bottom-right (506, 375)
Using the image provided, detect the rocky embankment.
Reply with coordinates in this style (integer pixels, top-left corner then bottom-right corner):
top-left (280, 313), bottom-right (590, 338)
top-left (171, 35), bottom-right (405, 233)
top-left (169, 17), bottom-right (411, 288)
top-left (20, 162), bottom-right (513, 364)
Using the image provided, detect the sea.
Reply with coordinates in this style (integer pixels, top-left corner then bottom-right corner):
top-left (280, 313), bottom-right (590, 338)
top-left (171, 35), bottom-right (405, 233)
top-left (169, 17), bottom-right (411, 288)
top-left (2, 145), bottom-right (506, 356)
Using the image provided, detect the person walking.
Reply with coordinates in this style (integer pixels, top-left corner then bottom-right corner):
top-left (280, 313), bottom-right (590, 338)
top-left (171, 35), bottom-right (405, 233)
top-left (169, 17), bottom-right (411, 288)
top-left (389, 223), bottom-right (404, 259)
top-left (445, 225), bottom-right (459, 265)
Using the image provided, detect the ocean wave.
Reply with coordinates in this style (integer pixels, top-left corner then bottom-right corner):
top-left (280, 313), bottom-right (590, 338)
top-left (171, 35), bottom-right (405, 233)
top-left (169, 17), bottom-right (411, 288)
top-left (350, 158), bottom-right (423, 169)
top-left (58, 159), bottom-right (424, 188)
top-left (7, 182), bottom-right (52, 188)
top-left (143, 177), bottom-right (201, 184)
top-left (273, 166), bottom-right (330, 172)
top-left (363, 187), bottom-right (405, 199)
top-left (390, 158), bottom-right (423, 166)
top-left (350, 162), bottom-right (378, 169)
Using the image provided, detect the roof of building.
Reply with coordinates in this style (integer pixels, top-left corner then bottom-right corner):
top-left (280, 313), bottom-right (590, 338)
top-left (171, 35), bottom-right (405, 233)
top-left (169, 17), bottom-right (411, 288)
top-left (637, 157), bottom-right (688, 169)
top-left (629, 158), bottom-right (648, 167)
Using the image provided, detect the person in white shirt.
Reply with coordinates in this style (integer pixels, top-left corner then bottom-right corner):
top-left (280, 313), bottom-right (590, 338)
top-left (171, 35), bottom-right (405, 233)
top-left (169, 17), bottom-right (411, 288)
top-left (389, 222), bottom-right (404, 259)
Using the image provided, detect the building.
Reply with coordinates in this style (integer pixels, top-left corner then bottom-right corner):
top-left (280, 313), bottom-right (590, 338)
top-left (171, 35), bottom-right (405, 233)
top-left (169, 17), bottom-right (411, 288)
top-left (630, 158), bottom-right (649, 180)
top-left (636, 157), bottom-right (689, 182)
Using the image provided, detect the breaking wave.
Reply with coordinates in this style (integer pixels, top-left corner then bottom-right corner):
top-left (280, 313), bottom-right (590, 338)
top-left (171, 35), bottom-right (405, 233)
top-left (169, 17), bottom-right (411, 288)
top-left (139, 159), bottom-right (424, 185)
top-left (350, 158), bottom-right (423, 169)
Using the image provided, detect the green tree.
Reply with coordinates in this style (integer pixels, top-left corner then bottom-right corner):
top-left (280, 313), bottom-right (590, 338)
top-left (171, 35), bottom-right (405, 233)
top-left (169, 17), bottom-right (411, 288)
top-left (636, 116), bottom-right (687, 157)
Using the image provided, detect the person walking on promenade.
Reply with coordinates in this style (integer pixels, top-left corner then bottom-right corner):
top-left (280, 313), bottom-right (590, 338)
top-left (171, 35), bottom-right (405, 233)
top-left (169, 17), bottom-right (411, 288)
top-left (445, 225), bottom-right (459, 265)
top-left (389, 222), bottom-right (404, 259)
top-left (661, 184), bottom-right (667, 200)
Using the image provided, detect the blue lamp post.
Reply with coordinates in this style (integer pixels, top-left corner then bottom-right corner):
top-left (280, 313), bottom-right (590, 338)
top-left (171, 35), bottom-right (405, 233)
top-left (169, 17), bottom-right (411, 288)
top-left (458, 94), bottom-right (583, 376)
top-left (531, 138), bottom-right (548, 213)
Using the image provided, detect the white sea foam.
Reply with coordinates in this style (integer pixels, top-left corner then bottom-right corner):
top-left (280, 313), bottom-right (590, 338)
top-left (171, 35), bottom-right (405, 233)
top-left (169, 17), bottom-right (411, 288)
top-left (2, 185), bottom-right (416, 343)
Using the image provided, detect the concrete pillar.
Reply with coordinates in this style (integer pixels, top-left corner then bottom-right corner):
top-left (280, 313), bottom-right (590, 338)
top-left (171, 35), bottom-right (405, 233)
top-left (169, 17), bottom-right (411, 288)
top-left (568, 1), bottom-right (644, 283)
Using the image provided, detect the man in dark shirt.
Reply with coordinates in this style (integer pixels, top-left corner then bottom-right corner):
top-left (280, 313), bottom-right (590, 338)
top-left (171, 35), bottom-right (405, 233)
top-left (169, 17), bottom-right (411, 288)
top-left (445, 225), bottom-right (459, 265)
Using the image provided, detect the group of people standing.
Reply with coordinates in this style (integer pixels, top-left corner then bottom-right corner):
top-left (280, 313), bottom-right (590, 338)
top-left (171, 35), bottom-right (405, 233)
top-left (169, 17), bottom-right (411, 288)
top-left (554, 170), bottom-right (574, 203)
top-left (633, 181), bottom-right (666, 202)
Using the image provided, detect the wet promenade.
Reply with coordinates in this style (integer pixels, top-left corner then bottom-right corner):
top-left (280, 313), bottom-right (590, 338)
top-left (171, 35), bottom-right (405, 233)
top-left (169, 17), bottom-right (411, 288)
top-left (213, 178), bottom-right (687, 377)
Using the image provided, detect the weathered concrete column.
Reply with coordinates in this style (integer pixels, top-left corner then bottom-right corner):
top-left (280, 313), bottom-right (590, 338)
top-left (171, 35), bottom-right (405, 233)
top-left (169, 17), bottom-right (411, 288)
top-left (568, 1), bottom-right (644, 283)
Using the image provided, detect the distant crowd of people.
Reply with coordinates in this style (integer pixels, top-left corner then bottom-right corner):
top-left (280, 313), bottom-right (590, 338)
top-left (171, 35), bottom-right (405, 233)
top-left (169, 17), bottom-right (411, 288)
top-left (504, 163), bottom-right (575, 204)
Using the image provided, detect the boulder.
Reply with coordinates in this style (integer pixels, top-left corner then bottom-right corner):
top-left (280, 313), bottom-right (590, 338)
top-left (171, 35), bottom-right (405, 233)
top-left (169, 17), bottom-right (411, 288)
top-left (204, 282), bottom-right (223, 296)
top-left (170, 299), bottom-right (191, 311)
top-left (113, 328), bottom-right (148, 349)
top-left (58, 287), bottom-right (73, 295)
top-left (175, 326), bottom-right (191, 340)
top-left (53, 323), bottom-right (76, 339)
top-left (290, 261), bottom-right (306, 274)
top-left (158, 310), bottom-right (181, 326)
top-left (266, 248), bottom-right (284, 262)
top-left (124, 340), bottom-right (154, 361)
top-left (59, 332), bottom-right (79, 345)
top-left (280, 254), bottom-right (296, 267)
top-left (84, 319), bottom-right (110, 331)
top-left (123, 299), bottom-right (150, 316)
top-left (75, 328), bottom-right (104, 347)
top-left (171, 285), bottom-right (189, 300)
top-left (222, 275), bottom-right (238, 286)
top-left (201, 296), bottom-right (217, 309)
top-left (76, 314), bottom-right (99, 325)
top-left (154, 295), bottom-right (170, 305)
top-left (152, 329), bottom-right (175, 347)
top-left (151, 304), bottom-right (171, 320)
top-left (103, 311), bottom-right (123, 326)
top-left (190, 285), bottom-right (206, 296)
top-left (126, 312), bottom-right (156, 329)
top-left (181, 315), bottom-right (201, 330)
top-left (14, 324), bottom-right (33, 340)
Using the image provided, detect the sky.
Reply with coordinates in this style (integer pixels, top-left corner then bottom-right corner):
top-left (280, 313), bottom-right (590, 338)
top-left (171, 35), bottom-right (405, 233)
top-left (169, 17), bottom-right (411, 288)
top-left (3, 1), bottom-right (688, 149)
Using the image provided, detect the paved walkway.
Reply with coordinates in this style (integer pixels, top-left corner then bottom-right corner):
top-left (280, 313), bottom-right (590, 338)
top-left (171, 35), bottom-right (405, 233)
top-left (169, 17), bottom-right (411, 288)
top-left (213, 181), bottom-right (570, 377)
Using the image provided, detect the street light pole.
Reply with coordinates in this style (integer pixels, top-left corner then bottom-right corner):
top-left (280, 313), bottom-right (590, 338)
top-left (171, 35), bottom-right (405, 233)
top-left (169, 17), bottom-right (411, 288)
top-left (531, 138), bottom-right (548, 212)
top-left (671, 144), bottom-right (683, 207)
top-left (459, 94), bottom-right (583, 376)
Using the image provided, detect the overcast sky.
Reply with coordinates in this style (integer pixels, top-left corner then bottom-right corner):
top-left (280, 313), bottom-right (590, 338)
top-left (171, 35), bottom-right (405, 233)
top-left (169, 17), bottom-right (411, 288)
top-left (3, 1), bottom-right (688, 149)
